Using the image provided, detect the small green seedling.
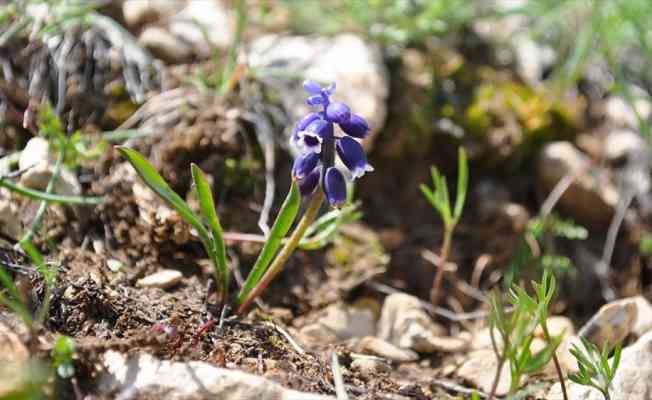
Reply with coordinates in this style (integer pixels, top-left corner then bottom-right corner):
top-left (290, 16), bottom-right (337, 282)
top-left (52, 335), bottom-right (76, 379)
top-left (568, 338), bottom-right (622, 400)
top-left (420, 147), bottom-right (468, 305)
top-left (487, 271), bottom-right (564, 399)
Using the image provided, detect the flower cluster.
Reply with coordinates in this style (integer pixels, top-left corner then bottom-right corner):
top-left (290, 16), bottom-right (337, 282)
top-left (290, 81), bottom-right (373, 207)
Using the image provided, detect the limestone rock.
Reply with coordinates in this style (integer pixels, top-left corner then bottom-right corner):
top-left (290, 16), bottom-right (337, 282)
top-left (0, 317), bottom-right (29, 397)
top-left (538, 141), bottom-right (618, 226)
top-left (378, 293), bottom-right (450, 353)
top-left (604, 129), bottom-right (647, 162)
top-left (169, 1), bottom-right (233, 58)
top-left (98, 351), bottom-right (333, 400)
top-left (356, 336), bottom-right (418, 363)
top-left (456, 349), bottom-right (510, 396)
top-left (578, 297), bottom-right (638, 350)
top-left (548, 330), bottom-right (652, 400)
top-left (299, 303), bottom-right (376, 343)
top-left (139, 27), bottom-right (193, 64)
top-left (248, 34), bottom-right (388, 151)
top-left (136, 269), bottom-right (183, 289)
top-left (122, 0), bottom-right (179, 27)
top-left (18, 137), bottom-right (81, 196)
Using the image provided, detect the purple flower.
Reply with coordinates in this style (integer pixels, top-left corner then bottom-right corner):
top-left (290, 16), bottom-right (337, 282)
top-left (289, 81), bottom-right (373, 207)
top-left (323, 167), bottom-right (347, 207)
top-left (339, 114), bottom-right (369, 139)
top-left (325, 102), bottom-right (351, 124)
top-left (299, 167), bottom-right (321, 196)
top-left (292, 152), bottom-right (320, 179)
top-left (293, 119), bottom-right (333, 155)
top-left (336, 136), bottom-right (374, 179)
top-left (303, 80), bottom-right (322, 94)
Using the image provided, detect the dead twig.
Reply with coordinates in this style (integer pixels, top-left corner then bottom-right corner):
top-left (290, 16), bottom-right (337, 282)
top-left (432, 378), bottom-right (489, 398)
top-left (365, 281), bottom-right (496, 321)
top-left (262, 321), bottom-right (305, 355)
top-left (331, 353), bottom-right (349, 400)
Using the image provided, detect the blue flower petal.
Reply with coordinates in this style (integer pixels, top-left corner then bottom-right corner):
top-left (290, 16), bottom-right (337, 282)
top-left (303, 80), bottom-right (322, 95)
top-left (293, 120), bottom-right (333, 154)
top-left (339, 113), bottom-right (370, 139)
top-left (323, 167), bottom-right (347, 207)
top-left (306, 95), bottom-right (324, 106)
top-left (292, 152), bottom-right (320, 179)
top-left (336, 136), bottom-right (374, 179)
top-left (298, 167), bottom-right (321, 196)
top-left (325, 102), bottom-right (351, 124)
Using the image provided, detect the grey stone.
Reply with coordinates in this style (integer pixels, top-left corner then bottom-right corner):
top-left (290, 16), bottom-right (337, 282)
top-left (378, 293), bottom-right (452, 354)
top-left (356, 336), bottom-right (418, 363)
top-left (98, 351), bottom-right (334, 400)
top-left (139, 27), bottom-right (193, 64)
top-left (18, 137), bottom-right (81, 196)
top-left (136, 269), bottom-right (183, 289)
top-left (548, 330), bottom-right (652, 400)
top-left (538, 141), bottom-right (618, 226)
top-left (248, 34), bottom-right (388, 151)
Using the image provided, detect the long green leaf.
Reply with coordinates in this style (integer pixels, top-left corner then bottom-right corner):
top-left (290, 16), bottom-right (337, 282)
top-left (191, 164), bottom-right (229, 295)
top-left (238, 180), bottom-right (301, 304)
top-left (453, 147), bottom-right (468, 222)
top-left (118, 147), bottom-right (205, 233)
top-left (0, 178), bottom-right (104, 204)
top-left (117, 147), bottom-right (217, 275)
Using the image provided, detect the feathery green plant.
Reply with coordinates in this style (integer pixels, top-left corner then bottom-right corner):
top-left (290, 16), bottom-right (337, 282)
top-left (568, 339), bottom-right (622, 400)
top-left (420, 147), bottom-right (468, 305)
top-left (487, 271), bottom-right (565, 399)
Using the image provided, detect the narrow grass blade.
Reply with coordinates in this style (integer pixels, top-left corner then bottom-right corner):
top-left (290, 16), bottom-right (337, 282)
top-left (117, 147), bottom-right (206, 235)
top-left (191, 163), bottom-right (229, 295)
top-left (0, 179), bottom-right (104, 204)
top-left (0, 264), bottom-right (31, 325)
top-left (238, 180), bottom-right (301, 305)
top-left (453, 147), bottom-right (468, 222)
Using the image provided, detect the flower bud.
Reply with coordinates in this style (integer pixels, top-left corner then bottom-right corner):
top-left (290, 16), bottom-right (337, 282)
top-left (323, 167), bottom-right (347, 207)
top-left (339, 114), bottom-right (369, 139)
top-left (325, 102), bottom-right (351, 124)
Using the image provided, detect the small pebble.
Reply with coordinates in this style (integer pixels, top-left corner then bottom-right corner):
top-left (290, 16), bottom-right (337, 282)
top-left (136, 269), bottom-right (183, 289)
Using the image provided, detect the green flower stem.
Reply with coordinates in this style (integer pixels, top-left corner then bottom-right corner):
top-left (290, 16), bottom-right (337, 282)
top-left (542, 321), bottom-right (568, 400)
top-left (237, 191), bottom-right (324, 314)
top-left (430, 225), bottom-right (453, 305)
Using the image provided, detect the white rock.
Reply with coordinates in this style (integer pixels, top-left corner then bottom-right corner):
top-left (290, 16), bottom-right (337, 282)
top-left (351, 357), bottom-right (391, 375)
top-left (378, 293), bottom-right (451, 353)
top-left (535, 316), bottom-right (575, 339)
top-left (0, 318), bottom-right (29, 397)
top-left (139, 27), bottom-right (193, 64)
top-left (169, 1), bottom-right (233, 58)
top-left (604, 129), bottom-right (647, 162)
top-left (136, 269), bottom-right (183, 289)
top-left (538, 141), bottom-right (618, 226)
top-left (548, 330), bottom-right (652, 400)
top-left (512, 35), bottom-right (556, 86)
top-left (131, 178), bottom-right (191, 244)
top-left (578, 297), bottom-right (638, 350)
top-left (632, 296), bottom-right (652, 337)
top-left (0, 189), bottom-right (20, 239)
top-left (98, 351), bottom-right (333, 400)
top-left (605, 95), bottom-right (652, 130)
top-left (18, 137), bottom-right (81, 196)
top-left (248, 34), bottom-right (388, 150)
top-left (122, 0), bottom-right (180, 27)
top-left (300, 303), bottom-right (376, 344)
top-left (456, 349), bottom-right (511, 396)
top-left (356, 336), bottom-right (418, 363)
